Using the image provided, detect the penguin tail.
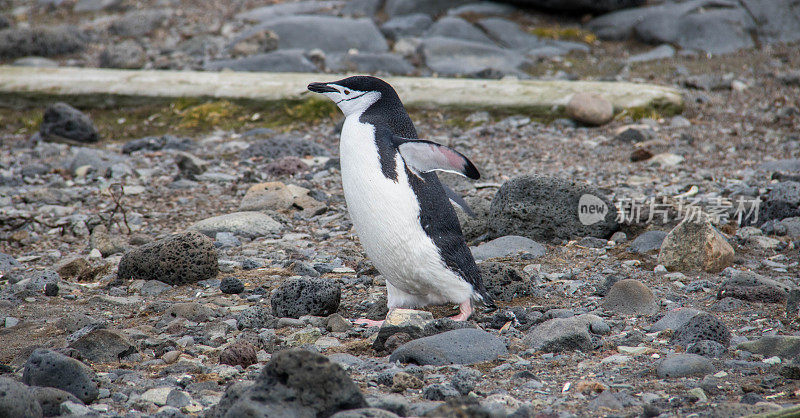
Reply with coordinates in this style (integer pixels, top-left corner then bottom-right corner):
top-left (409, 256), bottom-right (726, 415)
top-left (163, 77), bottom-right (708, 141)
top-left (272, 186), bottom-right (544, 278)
top-left (472, 288), bottom-right (497, 312)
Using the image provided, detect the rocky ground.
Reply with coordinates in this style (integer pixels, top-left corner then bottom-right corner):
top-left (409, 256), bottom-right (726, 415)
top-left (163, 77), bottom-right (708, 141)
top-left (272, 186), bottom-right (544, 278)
top-left (2, 0), bottom-right (800, 417)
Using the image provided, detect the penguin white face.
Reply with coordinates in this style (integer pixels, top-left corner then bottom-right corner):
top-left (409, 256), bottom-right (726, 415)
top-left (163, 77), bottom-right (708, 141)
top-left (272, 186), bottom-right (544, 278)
top-left (308, 80), bottom-right (381, 117)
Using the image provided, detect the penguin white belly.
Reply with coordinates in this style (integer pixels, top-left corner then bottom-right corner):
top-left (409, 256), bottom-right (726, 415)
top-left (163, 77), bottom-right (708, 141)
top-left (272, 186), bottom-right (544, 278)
top-left (339, 117), bottom-right (473, 308)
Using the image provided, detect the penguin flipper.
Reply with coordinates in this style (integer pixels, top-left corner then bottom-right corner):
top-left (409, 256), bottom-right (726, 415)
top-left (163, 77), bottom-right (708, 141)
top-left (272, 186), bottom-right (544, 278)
top-left (396, 138), bottom-right (480, 180)
top-left (442, 183), bottom-right (476, 217)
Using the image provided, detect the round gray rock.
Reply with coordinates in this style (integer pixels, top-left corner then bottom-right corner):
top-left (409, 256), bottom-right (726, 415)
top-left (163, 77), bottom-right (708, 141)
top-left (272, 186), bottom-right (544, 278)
top-left (40, 102), bottom-right (99, 143)
top-left (99, 39), bottom-right (145, 69)
top-left (488, 175), bottom-right (618, 241)
top-left (0, 26), bottom-right (86, 59)
top-left (67, 328), bottom-right (136, 363)
top-left (0, 252), bottom-right (20, 273)
top-left (602, 279), bottom-right (658, 315)
top-left (566, 92), bottom-right (614, 126)
top-left (389, 328), bottom-right (507, 365)
top-left (657, 353), bottom-right (715, 378)
top-left (0, 377), bottom-right (43, 418)
top-left (523, 314), bottom-right (607, 352)
top-left (471, 235), bottom-right (545, 261)
top-left (381, 13), bottom-right (433, 40)
top-left (672, 313), bottom-right (731, 347)
top-left (478, 262), bottom-right (535, 302)
top-left (259, 15), bottom-right (388, 53)
top-left (627, 230), bottom-right (668, 253)
top-left (270, 277), bottom-right (341, 318)
top-left (117, 231), bottom-right (218, 285)
top-left (649, 308), bottom-right (702, 332)
top-left (687, 340), bottom-right (727, 358)
top-left (210, 349), bottom-right (366, 417)
top-left (189, 211), bottom-right (282, 239)
top-left (31, 386), bottom-right (82, 417)
top-left (22, 349), bottom-right (98, 404)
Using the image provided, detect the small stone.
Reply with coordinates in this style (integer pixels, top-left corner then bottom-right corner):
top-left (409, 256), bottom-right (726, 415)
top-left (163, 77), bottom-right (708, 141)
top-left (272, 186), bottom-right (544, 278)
top-left (162, 351), bottom-right (180, 364)
top-left (219, 341), bottom-right (258, 368)
top-left (327, 313), bottom-right (353, 333)
top-left (141, 387), bottom-right (173, 406)
top-left (470, 235), bottom-right (546, 261)
top-left (687, 340), bottom-right (727, 358)
top-left (229, 29), bottom-right (279, 57)
top-left (55, 256), bottom-right (91, 280)
top-left (31, 386), bottom-right (82, 417)
top-left (271, 277), bottom-right (341, 318)
top-left (422, 384), bottom-right (459, 401)
top-left (672, 313), bottom-right (731, 347)
top-left (610, 231), bottom-right (628, 243)
top-left (0, 377), bottom-right (43, 418)
top-left (189, 211), bottom-right (282, 239)
top-left (657, 217), bottom-right (734, 273)
top-left (0, 26), bottom-right (87, 59)
top-left (164, 302), bottom-right (216, 322)
top-left (391, 372), bottom-right (424, 392)
top-left (40, 102), bottom-right (98, 144)
top-left (718, 270), bottom-right (789, 304)
top-left (657, 353), bottom-right (715, 378)
top-left (60, 400), bottom-right (91, 416)
top-left (748, 235), bottom-right (781, 249)
top-left (265, 156), bottom-right (310, 177)
top-left (287, 327), bottom-right (322, 346)
top-left (602, 279), bottom-right (657, 316)
top-left (488, 175), bottom-right (618, 241)
top-left (373, 309), bottom-right (433, 352)
top-left (614, 127), bottom-right (649, 143)
top-left (240, 182), bottom-right (295, 211)
top-left (627, 231), bottom-right (668, 253)
top-left (630, 148), bottom-right (653, 162)
top-left (389, 328), bottom-right (507, 365)
top-left (452, 368), bottom-right (480, 395)
top-left (618, 346), bottom-right (649, 355)
top-left (117, 231), bottom-right (218, 285)
top-left (649, 308), bottom-right (702, 332)
top-left (175, 151), bottom-right (208, 178)
top-left (4, 316), bottom-right (19, 327)
top-left (523, 314), bottom-right (608, 352)
top-left (220, 277), bottom-right (245, 294)
top-left (649, 153), bottom-right (684, 167)
top-left (166, 389), bottom-right (191, 408)
top-left (737, 336), bottom-right (800, 360)
top-left (565, 92), bottom-right (614, 126)
top-left (109, 9), bottom-right (170, 37)
top-left (23, 349), bottom-right (99, 404)
top-left (478, 262), bottom-right (534, 302)
top-left (139, 280), bottom-right (171, 296)
top-left (68, 328), bottom-right (136, 362)
top-left (98, 40), bottom-right (145, 69)
top-left (688, 387), bottom-right (708, 402)
top-left (212, 349), bottom-right (366, 416)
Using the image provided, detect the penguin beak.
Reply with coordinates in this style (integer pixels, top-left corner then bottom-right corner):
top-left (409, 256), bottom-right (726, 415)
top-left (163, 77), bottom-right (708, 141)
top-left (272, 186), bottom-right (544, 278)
top-left (308, 82), bottom-right (338, 93)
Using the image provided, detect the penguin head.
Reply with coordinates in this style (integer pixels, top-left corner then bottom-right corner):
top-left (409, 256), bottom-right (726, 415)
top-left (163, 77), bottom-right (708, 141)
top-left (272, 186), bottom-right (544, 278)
top-left (308, 76), bottom-right (398, 117)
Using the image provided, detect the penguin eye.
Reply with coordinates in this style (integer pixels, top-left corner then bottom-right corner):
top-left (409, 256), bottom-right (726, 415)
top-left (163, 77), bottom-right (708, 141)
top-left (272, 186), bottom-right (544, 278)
top-left (343, 89), bottom-right (350, 95)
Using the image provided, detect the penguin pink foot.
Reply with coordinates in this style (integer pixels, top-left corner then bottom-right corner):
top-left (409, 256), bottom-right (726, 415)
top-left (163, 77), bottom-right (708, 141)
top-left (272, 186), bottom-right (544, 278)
top-left (449, 300), bottom-right (473, 321)
top-left (353, 318), bottom-right (384, 327)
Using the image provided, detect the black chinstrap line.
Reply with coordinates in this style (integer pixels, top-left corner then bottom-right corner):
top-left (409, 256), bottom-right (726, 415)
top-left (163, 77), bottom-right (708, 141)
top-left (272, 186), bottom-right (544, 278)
top-left (335, 92), bottom-right (367, 104)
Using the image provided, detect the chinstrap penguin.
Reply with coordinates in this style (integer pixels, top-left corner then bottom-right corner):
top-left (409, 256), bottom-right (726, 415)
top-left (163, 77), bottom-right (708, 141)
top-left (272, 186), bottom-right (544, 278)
top-left (308, 76), bottom-right (495, 326)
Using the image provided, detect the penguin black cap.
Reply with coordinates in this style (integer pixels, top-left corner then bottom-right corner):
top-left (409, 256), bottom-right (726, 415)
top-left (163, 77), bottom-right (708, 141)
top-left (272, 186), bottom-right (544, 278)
top-left (308, 76), bottom-right (398, 96)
